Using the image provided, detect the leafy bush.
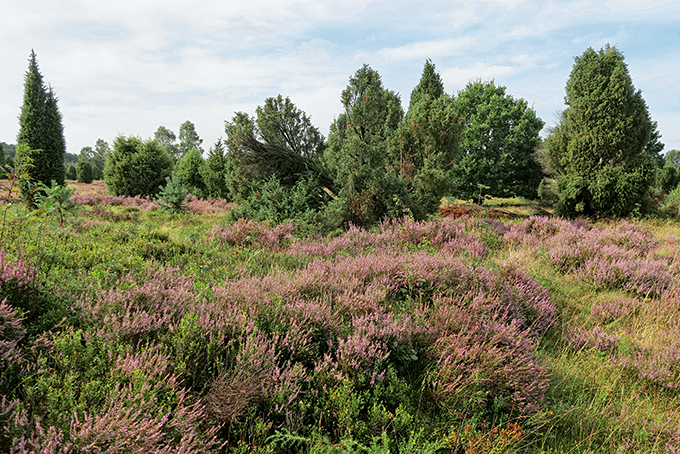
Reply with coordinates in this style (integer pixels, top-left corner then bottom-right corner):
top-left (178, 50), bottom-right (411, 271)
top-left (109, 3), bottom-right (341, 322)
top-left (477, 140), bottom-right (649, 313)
top-left (76, 160), bottom-right (93, 184)
top-left (104, 135), bottom-right (173, 197)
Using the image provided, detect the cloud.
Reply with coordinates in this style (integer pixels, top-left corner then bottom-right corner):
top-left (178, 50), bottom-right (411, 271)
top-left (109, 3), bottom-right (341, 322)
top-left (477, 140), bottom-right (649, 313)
top-left (442, 62), bottom-right (523, 87)
top-left (377, 38), bottom-right (475, 62)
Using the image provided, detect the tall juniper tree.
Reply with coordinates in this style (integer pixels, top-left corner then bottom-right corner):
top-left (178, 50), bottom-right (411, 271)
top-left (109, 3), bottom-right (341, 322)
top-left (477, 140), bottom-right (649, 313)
top-left (392, 59), bottom-right (463, 216)
top-left (545, 45), bottom-right (656, 217)
top-left (323, 64), bottom-right (404, 225)
top-left (17, 50), bottom-right (66, 192)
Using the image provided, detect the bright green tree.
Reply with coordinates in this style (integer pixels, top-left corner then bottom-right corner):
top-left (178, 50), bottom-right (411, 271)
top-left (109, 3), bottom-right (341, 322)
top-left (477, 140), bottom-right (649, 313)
top-left (323, 64), bottom-right (404, 226)
top-left (103, 136), bottom-right (172, 197)
top-left (545, 45), bottom-right (656, 217)
top-left (65, 164), bottom-right (76, 180)
top-left (176, 147), bottom-right (207, 198)
top-left (665, 149), bottom-right (680, 167)
top-left (76, 160), bottom-right (93, 184)
top-left (392, 59), bottom-right (463, 216)
top-left (16, 50), bottom-right (66, 194)
top-left (452, 80), bottom-right (544, 200)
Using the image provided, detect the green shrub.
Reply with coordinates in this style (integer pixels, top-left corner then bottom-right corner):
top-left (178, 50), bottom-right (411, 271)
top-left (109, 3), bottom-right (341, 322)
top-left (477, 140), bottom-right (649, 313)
top-left (103, 135), bottom-right (172, 197)
top-left (76, 160), bottom-right (93, 184)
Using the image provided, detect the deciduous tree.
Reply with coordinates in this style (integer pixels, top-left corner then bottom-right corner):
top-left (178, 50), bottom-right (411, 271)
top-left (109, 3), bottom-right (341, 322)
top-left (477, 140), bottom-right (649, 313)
top-left (178, 121), bottom-right (203, 159)
top-left (452, 80), bottom-right (544, 200)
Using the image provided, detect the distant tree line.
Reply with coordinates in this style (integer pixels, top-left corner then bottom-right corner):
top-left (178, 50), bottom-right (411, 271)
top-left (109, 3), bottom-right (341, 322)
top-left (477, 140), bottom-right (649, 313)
top-left (7, 46), bottom-right (680, 222)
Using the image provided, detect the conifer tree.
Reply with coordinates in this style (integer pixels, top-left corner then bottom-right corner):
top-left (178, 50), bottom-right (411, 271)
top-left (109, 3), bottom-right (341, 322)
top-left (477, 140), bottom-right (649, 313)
top-left (16, 51), bottom-right (66, 189)
top-left (393, 59), bottom-right (463, 216)
top-left (324, 64), bottom-right (404, 225)
top-left (202, 139), bottom-right (230, 199)
top-left (176, 147), bottom-right (207, 198)
top-left (546, 45), bottom-right (656, 217)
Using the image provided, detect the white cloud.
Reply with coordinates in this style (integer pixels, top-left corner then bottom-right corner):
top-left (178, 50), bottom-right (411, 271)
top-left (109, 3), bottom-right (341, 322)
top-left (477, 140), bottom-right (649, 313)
top-left (378, 38), bottom-right (475, 62)
top-left (442, 63), bottom-right (523, 87)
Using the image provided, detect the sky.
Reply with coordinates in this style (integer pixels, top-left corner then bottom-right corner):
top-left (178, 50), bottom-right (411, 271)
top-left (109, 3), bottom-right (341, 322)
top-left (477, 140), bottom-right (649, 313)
top-left (2, 0), bottom-right (680, 156)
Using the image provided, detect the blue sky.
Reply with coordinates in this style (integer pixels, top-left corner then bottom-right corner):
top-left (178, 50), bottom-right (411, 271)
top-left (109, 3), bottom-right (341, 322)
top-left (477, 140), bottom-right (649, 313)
top-left (2, 0), bottom-right (679, 155)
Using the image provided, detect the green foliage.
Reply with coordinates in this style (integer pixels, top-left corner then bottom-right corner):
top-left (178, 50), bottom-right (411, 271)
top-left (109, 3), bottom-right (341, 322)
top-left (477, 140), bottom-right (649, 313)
top-left (202, 139), bottom-right (230, 199)
top-left (176, 147), bottom-right (207, 198)
top-left (646, 120), bottom-right (665, 168)
top-left (664, 149), bottom-right (680, 167)
top-left (392, 60), bottom-right (463, 217)
top-left (546, 45), bottom-right (656, 218)
top-left (16, 51), bottom-right (66, 193)
top-left (178, 120), bottom-right (203, 159)
top-left (323, 64), bottom-right (404, 226)
top-left (657, 165), bottom-right (679, 193)
top-left (34, 180), bottom-right (78, 227)
top-left (76, 160), bottom-right (93, 184)
top-left (90, 139), bottom-right (109, 180)
top-left (65, 164), bottom-right (76, 180)
top-left (155, 171), bottom-right (189, 212)
top-left (224, 95), bottom-right (333, 227)
top-left (225, 95), bottom-right (328, 190)
top-left (227, 172), bottom-right (332, 228)
top-left (103, 135), bottom-right (173, 197)
top-left (452, 79), bottom-right (545, 200)
top-left (154, 125), bottom-right (180, 161)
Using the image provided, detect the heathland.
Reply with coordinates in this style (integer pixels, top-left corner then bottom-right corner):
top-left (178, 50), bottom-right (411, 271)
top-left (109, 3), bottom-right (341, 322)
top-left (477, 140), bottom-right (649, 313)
top-left (1, 180), bottom-right (679, 453)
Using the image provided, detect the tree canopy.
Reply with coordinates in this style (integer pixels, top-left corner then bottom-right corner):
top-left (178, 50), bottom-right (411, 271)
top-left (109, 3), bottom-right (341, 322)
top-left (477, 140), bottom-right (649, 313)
top-left (225, 95), bottom-right (328, 190)
top-left (452, 80), bottom-right (544, 200)
top-left (324, 64), bottom-right (405, 225)
top-left (393, 59), bottom-right (463, 216)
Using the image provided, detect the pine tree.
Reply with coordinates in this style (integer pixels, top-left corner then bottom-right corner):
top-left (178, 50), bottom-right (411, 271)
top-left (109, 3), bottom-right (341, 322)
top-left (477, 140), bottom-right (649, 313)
top-left (546, 45), bottom-right (656, 217)
top-left (16, 51), bottom-right (66, 189)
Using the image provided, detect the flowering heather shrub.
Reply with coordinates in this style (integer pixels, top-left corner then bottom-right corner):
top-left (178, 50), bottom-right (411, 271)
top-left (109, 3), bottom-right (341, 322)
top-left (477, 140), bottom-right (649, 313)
top-left (567, 326), bottom-right (623, 353)
top-left (206, 240), bottom-right (554, 422)
top-left (618, 337), bottom-right (680, 393)
top-left (286, 216), bottom-right (490, 260)
top-left (0, 299), bottom-right (25, 391)
top-left (430, 301), bottom-right (549, 417)
top-left (184, 194), bottom-right (237, 214)
top-left (0, 250), bottom-right (37, 293)
top-left (591, 295), bottom-right (643, 324)
top-left (79, 266), bottom-right (195, 343)
top-left (206, 218), bottom-right (295, 251)
top-left (4, 345), bottom-right (221, 453)
top-left (71, 191), bottom-right (156, 211)
top-left (506, 217), bottom-right (677, 297)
